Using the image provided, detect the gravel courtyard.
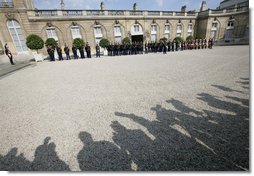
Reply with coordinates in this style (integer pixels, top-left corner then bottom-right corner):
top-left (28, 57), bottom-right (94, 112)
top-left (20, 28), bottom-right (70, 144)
top-left (0, 46), bottom-right (249, 171)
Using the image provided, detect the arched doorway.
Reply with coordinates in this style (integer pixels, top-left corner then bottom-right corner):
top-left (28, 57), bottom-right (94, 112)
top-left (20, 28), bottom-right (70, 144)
top-left (131, 23), bottom-right (143, 43)
top-left (7, 20), bottom-right (27, 52)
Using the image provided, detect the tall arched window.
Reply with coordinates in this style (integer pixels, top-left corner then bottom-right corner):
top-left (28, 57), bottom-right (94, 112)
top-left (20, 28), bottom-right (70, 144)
top-left (114, 24), bottom-right (122, 44)
top-left (176, 23), bottom-right (182, 37)
top-left (71, 26), bottom-right (82, 39)
top-left (94, 25), bottom-right (103, 45)
top-left (7, 20), bottom-right (27, 52)
top-left (164, 23), bottom-right (170, 39)
top-left (151, 24), bottom-right (157, 42)
top-left (210, 21), bottom-right (218, 40)
top-left (46, 27), bottom-right (58, 41)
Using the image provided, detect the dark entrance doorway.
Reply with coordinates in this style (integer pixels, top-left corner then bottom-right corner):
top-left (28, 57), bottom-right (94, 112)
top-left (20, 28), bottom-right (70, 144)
top-left (131, 35), bottom-right (143, 43)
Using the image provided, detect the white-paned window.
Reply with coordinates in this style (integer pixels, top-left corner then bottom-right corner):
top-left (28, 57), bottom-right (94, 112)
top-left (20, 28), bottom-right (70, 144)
top-left (46, 27), bottom-right (58, 41)
top-left (7, 20), bottom-right (27, 52)
top-left (165, 24), bottom-right (170, 33)
top-left (211, 22), bottom-right (217, 39)
top-left (134, 24), bottom-right (140, 32)
top-left (94, 25), bottom-right (103, 45)
top-left (71, 26), bottom-right (82, 39)
top-left (176, 24), bottom-right (182, 36)
top-left (115, 36), bottom-right (122, 44)
top-left (114, 25), bottom-right (121, 37)
top-left (151, 34), bottom-right (157, 42)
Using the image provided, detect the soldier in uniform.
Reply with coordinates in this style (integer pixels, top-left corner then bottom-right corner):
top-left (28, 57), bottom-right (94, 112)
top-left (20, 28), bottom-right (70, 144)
top-left (72, 44), bottom-right (78, 60)
top-left (204, 39), bottom-right (207, 49)
top-left (79, 46), bottom-right (85, 59)
top-left (95, 44), bottom-right (100, 58)
top-left (171, 40), bottom-right (175, 52)
top-left (64, 44), bottom-right (71, 60)
top-left (175, 40), bottom-right (179, 51)
top-left (85, 42), bottom-right (91, 58)
top-left (56, 45), bottom-right (63, 61)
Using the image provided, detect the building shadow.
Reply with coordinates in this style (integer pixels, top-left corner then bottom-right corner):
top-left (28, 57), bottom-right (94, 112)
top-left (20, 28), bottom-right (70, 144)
top-left (77, 132), bottom-right (131, 171)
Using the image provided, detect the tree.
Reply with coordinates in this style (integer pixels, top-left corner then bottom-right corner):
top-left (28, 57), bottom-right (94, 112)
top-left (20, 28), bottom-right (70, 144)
top-left (159, 37), bottom-right (167, 44)
top-left (174, 36), bottom-right (183, 42)
top-left (122, 37), bottom-right (131, 45)
top-left (45, 38), bottom-right (57, 49)
top-left (186, 35), bottom-right (194, 41)
top-left (99, 38), bottom-right (110, 49)
top-left (195, 35), bottom-right (203, 39)
top-left (26, 34), bottom-right (44, 53)
top-left (73, 38), bottom-right (85, 48)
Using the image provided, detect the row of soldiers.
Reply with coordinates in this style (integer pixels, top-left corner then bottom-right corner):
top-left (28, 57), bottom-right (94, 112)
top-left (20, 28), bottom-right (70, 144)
top-left (47, 39), bottom-right (214, 61)
top-left (46, 42), bottom-right (101, 62)
top-left (106, 38), bottom-right (214, 56)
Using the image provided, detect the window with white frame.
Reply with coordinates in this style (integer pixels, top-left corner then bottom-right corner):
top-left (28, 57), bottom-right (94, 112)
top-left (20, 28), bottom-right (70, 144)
top-left (46, 27), bottom-right (58, 41)
top-left (94, 25), bottom-right (103, 45)
top-left (151, 34), bottom-right (157, 42)
top-left (210, 22), bottom-right (217, 40)
top-left (188, 24), bottom-right (192, 32)
top-left (134, 24), bottom-right (140, 32)
top-left (71, 26), bottom-right (82, 39)
top-left (94, 26), bottom-right (102, 37)
top-left (114, 25), bottom-right (121, 43)
top-left (165, 24), bottom-right (170, 33)
top-left (176, 23), bottom-right (182, 36)
top-left (115, 36), bottom-right (122, 44)
top-left (114, 25), bottom-right (121, 36)
top-left (151, 24), bottom-right (157, 33)
top-left (7, 20), bottom-right (27, 52)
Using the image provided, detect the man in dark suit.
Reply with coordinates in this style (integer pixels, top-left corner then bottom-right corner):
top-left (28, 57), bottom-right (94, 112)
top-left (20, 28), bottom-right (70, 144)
top-left (4, 43), bottom-right (15, 65)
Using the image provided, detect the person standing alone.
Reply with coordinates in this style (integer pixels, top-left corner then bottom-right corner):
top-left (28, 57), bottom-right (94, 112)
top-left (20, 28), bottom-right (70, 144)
top-left (4, 44), bottom-right (15, 65)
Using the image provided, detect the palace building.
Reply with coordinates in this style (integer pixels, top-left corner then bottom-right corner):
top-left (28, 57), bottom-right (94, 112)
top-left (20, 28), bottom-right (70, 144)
top-left (0, 0), bottom-right (249, 55)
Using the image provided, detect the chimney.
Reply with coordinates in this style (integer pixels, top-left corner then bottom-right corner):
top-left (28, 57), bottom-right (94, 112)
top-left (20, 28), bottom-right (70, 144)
top-left (200, 0), bottom-right (207, 11)
top-left (100, 1), bottom-right (105, 10)
top-left (181, 5), bottom-right (187, 12)
top-left (133, 3), bottom-right (138, 11)
top-left (60, 0), bottom-right (65, 10)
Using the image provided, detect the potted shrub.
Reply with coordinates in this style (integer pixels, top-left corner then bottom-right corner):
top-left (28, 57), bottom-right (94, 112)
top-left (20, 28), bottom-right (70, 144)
top-left (186, 35), bottom-right (194, 41)
top-left (26, 34), bottom-right (44, 62)
top-left (122, 37), bottom-right (131, 45)
top-left (174, 36), bottom-right (183, 43)
top-left (99, 38), bottom-right (110, 56)
top-left (159, 37), bottom-right (167, 44)
top-left (45, 38), bottom-right (58, 60)
top-left (73, 38), bottom-right (85, 58)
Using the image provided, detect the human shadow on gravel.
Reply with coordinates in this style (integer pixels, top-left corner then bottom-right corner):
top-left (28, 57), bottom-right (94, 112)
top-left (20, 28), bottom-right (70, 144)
top-left (211, 85), bottom-right (243, 93)
top-left (0, 137), bottom-right (70, 171)
top-left (112, 85), bottom-right (249, 171)
top-left (77, 132), bottom-right (131, 171)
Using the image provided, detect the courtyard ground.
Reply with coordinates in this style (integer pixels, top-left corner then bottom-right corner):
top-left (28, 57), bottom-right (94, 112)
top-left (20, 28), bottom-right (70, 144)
top-left (0, 46), bottom-right (249, 171)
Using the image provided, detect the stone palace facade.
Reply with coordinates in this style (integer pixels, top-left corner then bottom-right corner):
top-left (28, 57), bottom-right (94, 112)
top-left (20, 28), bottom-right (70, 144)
top-left (0, 0), bottom-right (249, 55)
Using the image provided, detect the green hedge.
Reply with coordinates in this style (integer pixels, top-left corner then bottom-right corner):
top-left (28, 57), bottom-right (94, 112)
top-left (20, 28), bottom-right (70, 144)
top-left (45, 38), bottom-right (57, 49)
top-left (99, 38), bottom-right (110, 49)
top-left (73, 38), bottom-right (85, 48)
top-left (26, 34), bottom-right (44, 53)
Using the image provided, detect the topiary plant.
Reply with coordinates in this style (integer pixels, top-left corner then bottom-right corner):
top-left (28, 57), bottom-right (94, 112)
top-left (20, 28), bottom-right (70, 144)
top-left (174, 36), bottom-right (183, 42)
top-left (45, 38), bottom-right (57, 49)
top-left (122, 37), bottom-right (131, 45)
top-left (159, 37), bottom-right (167, 44)
top-left (99, 38), bottom-right (110, 49)
top-left (73, 38), bottom-right (85, 48)
top-left (26, 34), bottom-right (44, 53)
top-left (186, 35), bottom-right (194, 41)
